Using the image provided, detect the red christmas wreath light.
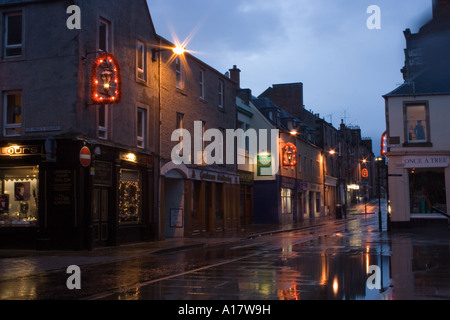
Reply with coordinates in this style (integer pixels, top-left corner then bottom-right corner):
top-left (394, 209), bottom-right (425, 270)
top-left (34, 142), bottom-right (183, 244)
top-left (282, 143), bottom-right (297, 166)
top-left (91, 53), bottom-right (122, 105)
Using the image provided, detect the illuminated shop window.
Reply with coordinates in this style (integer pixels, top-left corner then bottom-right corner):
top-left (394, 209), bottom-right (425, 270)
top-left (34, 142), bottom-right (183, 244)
top-left (409, 168), bottom-right (446, 214)
top-left (0, 167), bottom-right (39, 227)
top-left (118, 170), bottom-right (142, 224)
top-left (281, 188), bottom-right (292, 214)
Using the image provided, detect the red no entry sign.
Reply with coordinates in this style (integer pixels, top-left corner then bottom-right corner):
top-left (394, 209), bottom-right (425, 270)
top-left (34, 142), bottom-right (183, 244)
top-left (80, 146), bottom-right (91, 167)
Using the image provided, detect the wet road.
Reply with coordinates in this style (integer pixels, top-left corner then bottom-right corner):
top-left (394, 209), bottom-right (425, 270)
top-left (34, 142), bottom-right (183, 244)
top-left (95, 212), bottom-right (392, 300)
top-left (97, 207), bottom-right (450, 301)
top-left (1, 203), bottom-right (450, 300)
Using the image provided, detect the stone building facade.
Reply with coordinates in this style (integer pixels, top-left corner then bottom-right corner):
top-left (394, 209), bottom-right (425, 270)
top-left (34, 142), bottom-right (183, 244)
top-left (0, 0), bottom-right (161, 249)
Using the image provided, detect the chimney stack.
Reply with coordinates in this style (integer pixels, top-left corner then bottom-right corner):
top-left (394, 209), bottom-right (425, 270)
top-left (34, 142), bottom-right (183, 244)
top-left (229, 65), bottom-right (241, 88)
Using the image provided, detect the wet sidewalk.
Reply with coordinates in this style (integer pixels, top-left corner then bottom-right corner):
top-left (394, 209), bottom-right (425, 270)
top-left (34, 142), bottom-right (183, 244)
top-left (0, 214), bottom-right (345, 282)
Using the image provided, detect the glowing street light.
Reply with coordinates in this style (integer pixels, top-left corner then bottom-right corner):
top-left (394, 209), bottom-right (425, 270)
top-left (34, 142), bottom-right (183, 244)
top-left (172, 45), bottom-right (186, 55)
top-left (152, 45), bottom-right (186, 62)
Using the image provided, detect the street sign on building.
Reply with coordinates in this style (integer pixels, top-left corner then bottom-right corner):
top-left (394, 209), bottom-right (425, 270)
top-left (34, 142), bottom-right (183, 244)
top-left (80, 146), bottom-right (91, 167)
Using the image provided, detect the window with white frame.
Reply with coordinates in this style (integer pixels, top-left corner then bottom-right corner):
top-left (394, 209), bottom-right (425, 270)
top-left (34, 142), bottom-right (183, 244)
top-left (98, 104), bottom-right (109, 140)
top-left (137, 41), bottom-right (146, 81)
top-left (175, 57), bottom-right (183, 89)
top-left (5, 12), bottom-right (23, 57)
top-left (199, 70), bottom-right (205, 99)
top-left (3, 92), bottom-right (22, 137)
top-left (218, 80), bottom-right (224, 108)
top-left (137, 108), bottom-right (147, 148)
top-left (99, 18), bottom-right (111, 52)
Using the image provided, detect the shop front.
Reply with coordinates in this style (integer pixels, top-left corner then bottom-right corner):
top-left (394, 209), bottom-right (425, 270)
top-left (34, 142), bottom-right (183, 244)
top-left (160, 162), bottom-right (240, 238)
top-left (0, 153), bottom-right (41, 249)
top-left (0, 139), bottom-right (155, 250)
top-left (389, 154), bottom-right (450, 228)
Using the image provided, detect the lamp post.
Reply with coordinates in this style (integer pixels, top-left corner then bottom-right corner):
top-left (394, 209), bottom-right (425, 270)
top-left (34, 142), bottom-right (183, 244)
top-left (375, 157), bottom-right (384, 232)
top-left (151, 41), bottom-right (186, 239)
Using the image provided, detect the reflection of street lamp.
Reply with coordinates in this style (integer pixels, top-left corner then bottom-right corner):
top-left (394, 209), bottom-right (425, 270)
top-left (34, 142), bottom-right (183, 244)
top-left (375, 157), bottom-right (384, 232)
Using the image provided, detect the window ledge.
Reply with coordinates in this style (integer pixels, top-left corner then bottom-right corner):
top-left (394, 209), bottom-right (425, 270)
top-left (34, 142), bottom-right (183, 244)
top-left (176, 88), bottom-right (187, 96)
top-left (136, 78), bottom-right (148, 86)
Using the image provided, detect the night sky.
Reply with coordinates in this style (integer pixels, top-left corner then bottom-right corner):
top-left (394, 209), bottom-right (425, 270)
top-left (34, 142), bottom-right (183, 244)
top-left (148, 0), bottom-right (433, 154)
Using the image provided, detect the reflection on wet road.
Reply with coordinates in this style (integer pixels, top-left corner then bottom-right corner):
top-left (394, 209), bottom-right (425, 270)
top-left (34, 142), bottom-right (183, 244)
top-left (1, 206), bottom-right (449, 300)
top-left (98, 212), bottom-right (450, 300)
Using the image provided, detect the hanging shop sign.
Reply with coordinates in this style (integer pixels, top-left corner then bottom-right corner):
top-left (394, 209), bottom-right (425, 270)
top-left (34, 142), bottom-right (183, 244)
top-left (91, 53), bottom-right (122, 105)
top-left (282, 143), bottom-right (297, 166)
top-left (362, 168), bottom-right (369, 178)
top-left (257, 153), bottom-right (272, 176)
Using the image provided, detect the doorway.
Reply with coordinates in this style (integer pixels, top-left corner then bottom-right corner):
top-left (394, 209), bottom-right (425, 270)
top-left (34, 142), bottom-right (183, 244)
top-left (93, 188), bottom-right (110, 246)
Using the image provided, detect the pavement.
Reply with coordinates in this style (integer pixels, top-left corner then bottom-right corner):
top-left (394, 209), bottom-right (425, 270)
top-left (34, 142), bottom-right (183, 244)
top-left (0, 211), bottom-right (357, 282)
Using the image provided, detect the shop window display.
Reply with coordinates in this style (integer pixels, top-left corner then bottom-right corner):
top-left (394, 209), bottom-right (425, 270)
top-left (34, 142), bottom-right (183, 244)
top-left (409, 168), bottom-right (447, 214)
top-left (0, 167), bottom-right (39, 227)
top-left (118, 169), bottom-right (142, 224)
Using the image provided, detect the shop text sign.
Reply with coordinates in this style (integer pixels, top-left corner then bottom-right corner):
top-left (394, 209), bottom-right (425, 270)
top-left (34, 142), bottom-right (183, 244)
top-left (0, 145), bottom-right (43, 157)
top-left (403, 156), bottom-right (449, 168)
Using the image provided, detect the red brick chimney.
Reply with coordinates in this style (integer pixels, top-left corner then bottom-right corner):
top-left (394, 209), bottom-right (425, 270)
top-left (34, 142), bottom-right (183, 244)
top-left (229, 65), bottom-right (241, 88)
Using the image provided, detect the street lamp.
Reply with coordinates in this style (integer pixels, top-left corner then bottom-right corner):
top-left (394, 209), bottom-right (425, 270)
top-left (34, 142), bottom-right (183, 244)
top-left (152, 42), bottom-right (187, 239)
top-left (375, 157), bottom-right (384, 232)
top-left (152, 45), bottom-right (186, 62)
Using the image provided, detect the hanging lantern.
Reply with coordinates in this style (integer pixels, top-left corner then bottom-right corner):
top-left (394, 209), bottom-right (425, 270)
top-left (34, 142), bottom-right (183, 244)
top-left (282, 143), bottom-right (297, 166)
top-left (91, 53), bottom-right (122, 105)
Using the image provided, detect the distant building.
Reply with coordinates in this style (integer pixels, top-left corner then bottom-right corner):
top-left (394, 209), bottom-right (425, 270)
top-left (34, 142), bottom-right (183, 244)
top-left (252, 96), bottom-right (324, 224)
top-left (256, 83), bottom-right (375, 221)
top-left (338, 122), bottom-right (376, 206)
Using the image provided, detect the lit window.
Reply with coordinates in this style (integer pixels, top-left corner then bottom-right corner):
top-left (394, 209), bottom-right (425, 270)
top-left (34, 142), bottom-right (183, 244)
top-left (118, 170), bottom-right (142, 225)
top-left (405, 104), bottom-right (428, 143)
top-left (137, 41), bottom-right (146, 81)
top-left (3, 92), bottom-right (22, 137)
top-left (0, 167), bottom-right (39, 227)
top-left (137, 108), bottom-right (147, 148)
top-left (5, 12), bottom-right (22, 57)
top-left (281, 188), bottom-right (293, 214)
